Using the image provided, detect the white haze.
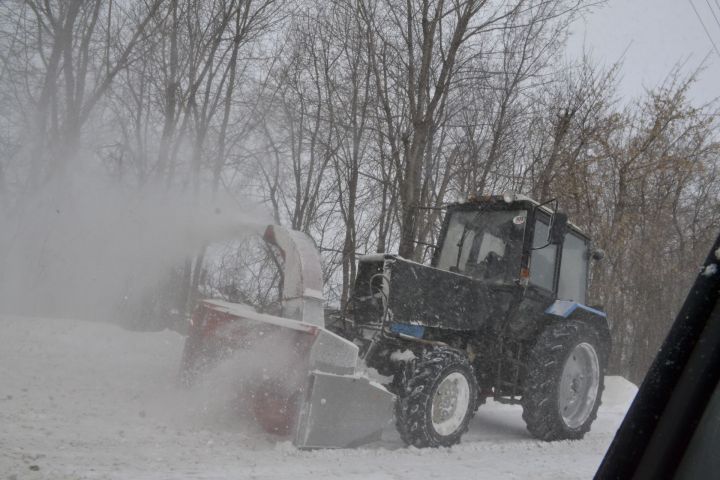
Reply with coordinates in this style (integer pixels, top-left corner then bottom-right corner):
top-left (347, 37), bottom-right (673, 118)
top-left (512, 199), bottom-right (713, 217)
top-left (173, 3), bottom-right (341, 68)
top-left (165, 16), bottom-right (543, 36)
top-left (0, 174), bottom-right (272, 322)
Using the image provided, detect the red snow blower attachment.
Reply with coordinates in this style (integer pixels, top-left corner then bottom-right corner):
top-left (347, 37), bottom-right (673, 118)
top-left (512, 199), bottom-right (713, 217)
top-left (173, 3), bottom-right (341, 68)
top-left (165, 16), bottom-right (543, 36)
top-left (179, 225), bottom-right (394, 449)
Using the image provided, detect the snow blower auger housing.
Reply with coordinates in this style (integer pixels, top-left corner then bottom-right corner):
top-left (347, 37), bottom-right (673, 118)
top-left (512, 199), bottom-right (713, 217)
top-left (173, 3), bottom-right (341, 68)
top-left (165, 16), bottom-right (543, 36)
top-left (180, 193), bottom-right (610, 449)
top-left (180, 225), bottom-right (395, 449)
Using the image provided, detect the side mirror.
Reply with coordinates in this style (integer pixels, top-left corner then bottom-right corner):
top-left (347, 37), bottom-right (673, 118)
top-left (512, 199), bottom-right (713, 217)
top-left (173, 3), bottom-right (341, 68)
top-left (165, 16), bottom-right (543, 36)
top-left (549, 212), bottom-right (568, 244)
top-left (591, 249), bottom-right (605, 261)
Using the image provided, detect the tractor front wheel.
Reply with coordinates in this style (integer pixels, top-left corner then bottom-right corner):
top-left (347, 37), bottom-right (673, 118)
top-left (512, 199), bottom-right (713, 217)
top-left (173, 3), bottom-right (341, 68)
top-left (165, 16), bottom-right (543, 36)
top-left (395, 345), bottom-right (478, 448)
top-left (522, 320), bottom-right (606, 441)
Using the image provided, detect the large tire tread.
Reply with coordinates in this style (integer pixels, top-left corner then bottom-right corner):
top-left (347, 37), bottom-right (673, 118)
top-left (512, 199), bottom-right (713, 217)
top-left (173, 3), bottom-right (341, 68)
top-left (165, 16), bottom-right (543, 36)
top-left (521, 320), bottom-right (607, 441)
top-left (395, 345), bottom-right (478, 448)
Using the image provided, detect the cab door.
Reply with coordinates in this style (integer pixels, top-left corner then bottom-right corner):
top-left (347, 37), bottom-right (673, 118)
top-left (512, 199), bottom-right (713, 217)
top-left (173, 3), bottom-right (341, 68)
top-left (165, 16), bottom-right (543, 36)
top-left (506, 212), bottom-right (559, 336)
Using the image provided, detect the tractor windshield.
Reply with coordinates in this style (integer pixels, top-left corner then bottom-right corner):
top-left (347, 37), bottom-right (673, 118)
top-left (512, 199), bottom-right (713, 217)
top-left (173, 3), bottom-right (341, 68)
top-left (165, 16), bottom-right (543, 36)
top-left (437, 209), bottom-right (527, 283)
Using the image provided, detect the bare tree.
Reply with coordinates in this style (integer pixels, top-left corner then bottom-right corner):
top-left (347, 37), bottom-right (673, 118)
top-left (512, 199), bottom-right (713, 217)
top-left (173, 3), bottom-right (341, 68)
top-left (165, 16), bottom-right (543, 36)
top-left (16, 0), bottom-right (163, 192)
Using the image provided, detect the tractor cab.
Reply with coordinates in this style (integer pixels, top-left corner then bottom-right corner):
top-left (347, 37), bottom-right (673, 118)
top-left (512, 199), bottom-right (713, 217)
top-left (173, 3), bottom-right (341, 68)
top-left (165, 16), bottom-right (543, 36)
top-left (434, 205), bottom-right (528, 283)
top-left (433, 194), bottom-right (595, 304)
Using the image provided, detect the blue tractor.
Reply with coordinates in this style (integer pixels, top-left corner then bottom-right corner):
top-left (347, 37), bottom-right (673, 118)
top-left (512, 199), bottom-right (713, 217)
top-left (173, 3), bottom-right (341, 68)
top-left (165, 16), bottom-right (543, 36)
top-left (329, 193), bottom-right (610, 447)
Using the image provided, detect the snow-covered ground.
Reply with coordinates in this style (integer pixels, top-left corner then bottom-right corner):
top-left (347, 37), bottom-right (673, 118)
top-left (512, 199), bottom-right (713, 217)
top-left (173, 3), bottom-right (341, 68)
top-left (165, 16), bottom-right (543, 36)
top-left (0, 315), bottom-right (637, 479)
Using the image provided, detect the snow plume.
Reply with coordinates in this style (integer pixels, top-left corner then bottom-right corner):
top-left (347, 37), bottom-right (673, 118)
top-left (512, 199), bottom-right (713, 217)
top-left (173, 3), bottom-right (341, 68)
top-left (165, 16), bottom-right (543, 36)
top-left (173, 329), bottom-right (306, 432)
top-left (0, 175), bottom-right (272, 325)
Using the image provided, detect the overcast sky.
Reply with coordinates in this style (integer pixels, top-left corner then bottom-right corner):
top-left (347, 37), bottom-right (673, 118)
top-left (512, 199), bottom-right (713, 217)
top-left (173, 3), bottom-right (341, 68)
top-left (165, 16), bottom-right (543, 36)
top-left (566, 0), bottom-right (720, 106)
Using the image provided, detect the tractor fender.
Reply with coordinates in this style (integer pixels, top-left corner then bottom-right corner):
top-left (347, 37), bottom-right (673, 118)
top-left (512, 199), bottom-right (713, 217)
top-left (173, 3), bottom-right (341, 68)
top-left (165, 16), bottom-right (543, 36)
top-left (544, 300), bottom-right (612, 355)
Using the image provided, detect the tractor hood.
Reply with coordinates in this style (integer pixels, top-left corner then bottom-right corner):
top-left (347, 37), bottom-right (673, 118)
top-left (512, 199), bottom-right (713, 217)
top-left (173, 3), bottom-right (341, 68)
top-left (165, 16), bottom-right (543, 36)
top-left (352, 255), bottom-right (517, 332)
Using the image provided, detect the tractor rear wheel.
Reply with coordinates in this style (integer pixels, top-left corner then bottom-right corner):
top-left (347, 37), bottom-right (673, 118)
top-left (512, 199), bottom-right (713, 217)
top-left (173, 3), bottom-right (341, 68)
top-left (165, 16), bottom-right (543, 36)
top-left (522, 320), bottom-right (606, 441)
top-left (395, 345), bottom-right (478, 448)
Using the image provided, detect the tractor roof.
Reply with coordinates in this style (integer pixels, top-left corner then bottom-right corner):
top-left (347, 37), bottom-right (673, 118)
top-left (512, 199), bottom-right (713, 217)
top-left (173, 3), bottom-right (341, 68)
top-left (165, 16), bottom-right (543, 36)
top-left (446, 193), bottom-right (590, 240)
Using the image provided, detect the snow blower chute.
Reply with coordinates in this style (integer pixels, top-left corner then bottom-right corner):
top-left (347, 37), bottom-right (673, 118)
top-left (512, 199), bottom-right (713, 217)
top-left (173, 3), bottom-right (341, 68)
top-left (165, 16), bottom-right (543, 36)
top-left (179, 224), bottom-right (394, 449)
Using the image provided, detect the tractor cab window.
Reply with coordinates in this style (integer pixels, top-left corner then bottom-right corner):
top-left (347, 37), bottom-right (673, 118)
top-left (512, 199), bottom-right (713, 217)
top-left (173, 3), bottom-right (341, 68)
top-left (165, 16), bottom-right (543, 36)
top-left (529, 218), bottom-right (557, 291)
top-left (437, 209), bottom-right (526, 283)
top-left (558, 231), bottom-right (589, 303)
